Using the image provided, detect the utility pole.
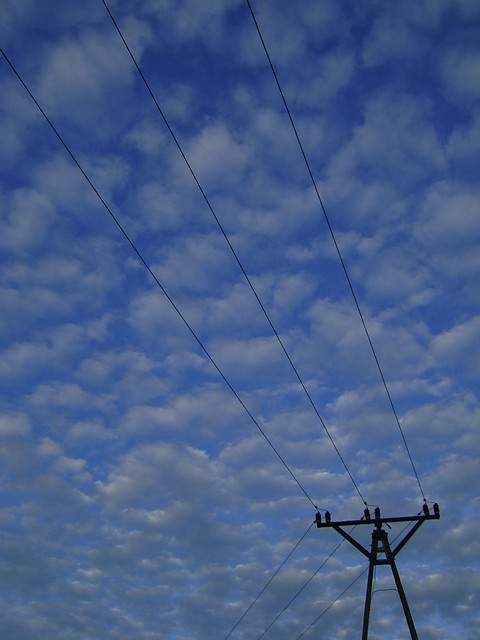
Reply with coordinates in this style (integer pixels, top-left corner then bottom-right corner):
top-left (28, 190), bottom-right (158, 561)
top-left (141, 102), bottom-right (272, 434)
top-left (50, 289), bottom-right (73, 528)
top-left (315, 503), bottom-right (440, 639)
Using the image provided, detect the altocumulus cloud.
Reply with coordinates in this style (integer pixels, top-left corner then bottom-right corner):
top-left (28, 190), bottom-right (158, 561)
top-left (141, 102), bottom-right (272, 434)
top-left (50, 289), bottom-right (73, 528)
top-left (1, 1), bottom-right (479, 639)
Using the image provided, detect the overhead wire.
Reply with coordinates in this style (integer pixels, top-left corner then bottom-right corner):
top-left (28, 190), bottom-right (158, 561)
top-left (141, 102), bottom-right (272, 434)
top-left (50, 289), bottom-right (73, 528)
top-left (294, 566), bottom-right (368, 640)
top-left (2, 17), bottom-right (352, 634)
top-left (223, 521), bottom-right (314, 640)
top-left (100, 4), bottom-right (370, 631)
top-left (254, 528), bottom-right (353, 640)
top-left (0, 46), bottom-right (317, 512)
top-left (2, 7), bottom-right (429, 636)
top-left (245, 0), bottom-right (426, 504)
top-left (101, 0), bottom-right (366, 507)
top-left (1, 41), bottom-right (326, 640)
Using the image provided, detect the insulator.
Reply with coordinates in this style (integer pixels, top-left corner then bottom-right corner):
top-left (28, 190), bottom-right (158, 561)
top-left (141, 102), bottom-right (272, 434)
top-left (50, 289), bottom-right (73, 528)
top-left (374, 507), bottom-right (381, 520)
top-left (364, 507), bottom-right (371, 521)
top-left (325, 511), bottom-right (331, 523)
top-left (433, 503), bottom-right (440, 517)
top-left (423, 503), bottom-right (430, 516)
top-left (315, 512), bottom-right (322, 527)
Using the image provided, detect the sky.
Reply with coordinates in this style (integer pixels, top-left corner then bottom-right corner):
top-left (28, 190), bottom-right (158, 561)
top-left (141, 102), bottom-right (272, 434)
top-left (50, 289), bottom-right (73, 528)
top-left (0, 0), bottom-right (479, 638)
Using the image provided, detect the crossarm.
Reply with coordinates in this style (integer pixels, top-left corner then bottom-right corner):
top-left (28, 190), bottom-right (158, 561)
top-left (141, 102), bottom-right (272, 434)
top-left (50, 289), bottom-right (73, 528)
top-left (332, 525), bottom-right (371, 559)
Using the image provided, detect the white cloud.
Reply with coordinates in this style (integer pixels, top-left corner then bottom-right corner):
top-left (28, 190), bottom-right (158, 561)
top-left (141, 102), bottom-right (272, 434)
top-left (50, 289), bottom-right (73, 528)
top-left (292, 50), bottom-right (356, 106)
top-left (0, 412), bottom-right (31, 437)
top-left (120, 383), bottom-right (242, 439)
top-left (34, 20), bottom-right (152, 122)
top-left (123, 118), bottom-right (168, 156)
top-left (428, 453), bottom-right (479, 499)
top-left (0, 341), bottom-right (52, 378)
top-left (418, 183), bottom-right (480, 247)
top-left (415, 182), bottom-right (480, 280)
top-left (362, 15), bottom-right (428, 67)
top-left (327, 92), bottom-right (446, 202)
top-left (0, 188), bottom-right (55, 252)
top-left (181, 122), bottom-right (250, 190)
top-left (153, 233), bottom-right (234, 294)
top-left (97, 441), bottom-right (223, 511)
top-left (441, 48), bottom-right (480, 101)
top-left (146, 0), bottom-right (242, 46)
top-left (68, 419), bottom-right (113, 442)
top-left (29, 381), bottom-right (104, 412)
top-left (208, 334), bottom-right (286, 381)
top-left (403, 394), bottom-right (480, 448)
top-left (431, 315), bottom-right (480, 374)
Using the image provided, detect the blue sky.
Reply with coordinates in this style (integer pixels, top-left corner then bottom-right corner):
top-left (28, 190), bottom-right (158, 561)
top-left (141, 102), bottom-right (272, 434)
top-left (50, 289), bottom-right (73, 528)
top-left (1, 0), bottom-right (479, 638)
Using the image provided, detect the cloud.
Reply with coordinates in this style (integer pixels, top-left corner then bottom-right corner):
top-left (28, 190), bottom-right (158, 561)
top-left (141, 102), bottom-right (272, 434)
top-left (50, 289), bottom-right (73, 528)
top-left (0, 412), bottom-right (31, 437)
top-left (153, 233), bottom-right (236, 294)
top-left (289, 49), bottom-right (356, 107)
top-left (112, 443), bottom-right (214, 501)
top-left (431, 316), bottom-right (480, 375)
top-left (362, 15), bottom-right (429, 67)
top-left (418, 183), bottom-right (480, 248)
top-left (180, 122), bottom-right (250, 190)
top-left (145, 0), bottom-right (242, 47)
top-left (0, 1), bottom-right (478, 638)
top-left (402, 393), bottom-right (480, 449)
top-left (0, 188), bottom-right (55, 252)
top-left (441, 48), bottom-right (480, 101)
top-left (0, 341), bottom-right (52, 378)
top-left (415, 182), bottom-right (480, 282)
top-left (34, 18), bottom-right (152, 125)
top-left (327, 92), bottom-right (446, 205)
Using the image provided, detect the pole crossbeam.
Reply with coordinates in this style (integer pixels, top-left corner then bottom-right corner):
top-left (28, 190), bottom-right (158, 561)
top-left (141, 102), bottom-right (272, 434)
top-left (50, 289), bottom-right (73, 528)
top-left (315, 504), bottom-right (440, 639)
top-left (315, 503), bottom-right (440, 530)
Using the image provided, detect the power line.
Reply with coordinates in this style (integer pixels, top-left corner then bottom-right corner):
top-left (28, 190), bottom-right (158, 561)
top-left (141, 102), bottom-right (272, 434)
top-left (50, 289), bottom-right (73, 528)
top-left (101, 0), bottom-right (366, 507)
top-left (1, 43), bottom-right (331, 638)
top-left (0, 46), bottom-right (317, 512)
top-left (254, 529), bottom-right (352, 640)
top-left (294, 567), bottom-right (368, 640)
top-left (223, 521), bottom-right (314, 640)
top-left (245, 0), bottom-right (426, 503)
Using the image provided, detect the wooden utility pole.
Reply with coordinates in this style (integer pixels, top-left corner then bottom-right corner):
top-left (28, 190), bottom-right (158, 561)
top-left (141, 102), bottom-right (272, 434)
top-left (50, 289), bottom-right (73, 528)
top-left (316, 503), bottom-right (440, 639)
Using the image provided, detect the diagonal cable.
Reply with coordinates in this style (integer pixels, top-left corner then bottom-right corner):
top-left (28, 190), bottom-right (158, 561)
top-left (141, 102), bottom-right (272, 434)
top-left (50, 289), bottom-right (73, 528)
top-left (245, 0), bottom-right (426, 503)
top-left (255, 530), bottom-right (351, 640)
top-left (102, 0), bottom-right (366, 506)
top-left (224, 521), bottom-right (314, 640)
top-left (294, 566), bottom-right (368, 640)
top-left (0, 46), bottom-right (317, 511)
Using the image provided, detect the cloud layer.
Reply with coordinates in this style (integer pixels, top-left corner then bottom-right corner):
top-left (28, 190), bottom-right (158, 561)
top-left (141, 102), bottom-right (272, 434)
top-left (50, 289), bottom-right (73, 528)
top-left (1, 0), bottom-right (479, 638)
